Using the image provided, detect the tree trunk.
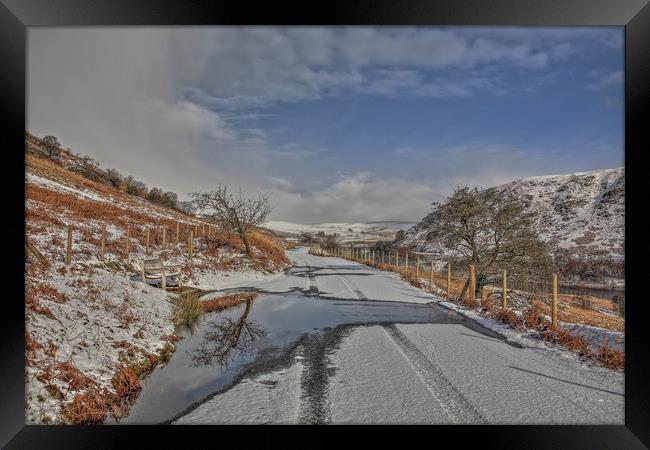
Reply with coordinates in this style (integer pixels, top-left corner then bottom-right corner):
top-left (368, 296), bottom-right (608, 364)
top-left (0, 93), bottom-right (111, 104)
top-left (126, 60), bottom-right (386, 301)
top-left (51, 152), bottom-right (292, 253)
top-left (241, 232), bottom-right (252, 257)
top-left (458, 277), bottom-right (469, 301)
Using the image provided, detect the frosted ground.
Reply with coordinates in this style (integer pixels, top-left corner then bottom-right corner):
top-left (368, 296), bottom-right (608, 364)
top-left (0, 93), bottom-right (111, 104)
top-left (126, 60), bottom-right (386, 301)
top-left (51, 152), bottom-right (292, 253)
top-left (137, 247), bottom-right (624, 425)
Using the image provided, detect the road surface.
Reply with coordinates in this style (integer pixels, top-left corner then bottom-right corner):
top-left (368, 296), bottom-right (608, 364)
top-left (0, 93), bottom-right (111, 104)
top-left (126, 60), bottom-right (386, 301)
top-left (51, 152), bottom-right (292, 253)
top-left (172, 248), bottom-right (624, 424)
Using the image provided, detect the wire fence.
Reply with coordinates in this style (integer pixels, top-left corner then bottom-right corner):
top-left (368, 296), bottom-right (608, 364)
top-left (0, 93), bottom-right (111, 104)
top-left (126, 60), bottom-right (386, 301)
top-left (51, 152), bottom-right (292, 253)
top-left (27, 218), bottom-right (222, 270)
top-left (314, 246), bottom-right (625, 326)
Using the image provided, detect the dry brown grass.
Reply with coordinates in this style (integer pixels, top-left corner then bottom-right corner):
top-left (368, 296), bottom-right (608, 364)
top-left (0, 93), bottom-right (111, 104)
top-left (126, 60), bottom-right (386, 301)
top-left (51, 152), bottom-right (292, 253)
top-left (596, 339), bottom-right (625, 370)
top-left (25, 287), bottom-right (56, 319)
top-left (34, 284), bottom-right (68, 304)
top-left (162, 333), bottom-right (182, 343)
top-left (25, 332), bottom-right (43, 366)
top-left (60, 388), bottom-right (108, 424)
top-left (44, 340), bottom-right (59, 359)
top-left (557, 300), bottom-right (624, 332)
top-left (542, 328), bottom-right (594, 358)
top-left (249, 229), bottom-right (290, 267)
top-left (521, 300), bottom-right (550, 331)
top-left (401, 269), bottom-right (424, 289)
top-left (494, 308), bottom-right (524, 330)
top-left (45, 384), bottom-right (65, 401)
top-left (111, 365), bottom-right (141, 401)
top-left (56, 362), bottom-right (95, 390)
top-left (202, 292), bottom-right (258, 313)
top-left (541, 327), bottom-right (623, 370)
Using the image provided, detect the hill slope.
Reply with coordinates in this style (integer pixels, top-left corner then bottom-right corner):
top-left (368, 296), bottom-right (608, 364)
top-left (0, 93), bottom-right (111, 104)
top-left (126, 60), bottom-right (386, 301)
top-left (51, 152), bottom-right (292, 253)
top-left (25, 140), bottom-right (289, 424)
top-left (398, 168), bottom-right (624, 259)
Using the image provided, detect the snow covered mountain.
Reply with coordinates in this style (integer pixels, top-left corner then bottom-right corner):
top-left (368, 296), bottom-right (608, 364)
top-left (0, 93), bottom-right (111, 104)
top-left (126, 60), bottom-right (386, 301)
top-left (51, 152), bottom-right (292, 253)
top-left (263, 221), bottom-right (416, 244)
top-left (398, 168), bottom-right (624, 259)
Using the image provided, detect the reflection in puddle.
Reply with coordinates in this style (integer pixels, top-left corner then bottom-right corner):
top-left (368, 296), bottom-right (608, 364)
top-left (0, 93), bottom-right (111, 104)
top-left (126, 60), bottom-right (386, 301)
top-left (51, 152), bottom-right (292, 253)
top-left (124, 291), bottom-right (494, 424)
top-left (192, 299), bottom-right (267, 368)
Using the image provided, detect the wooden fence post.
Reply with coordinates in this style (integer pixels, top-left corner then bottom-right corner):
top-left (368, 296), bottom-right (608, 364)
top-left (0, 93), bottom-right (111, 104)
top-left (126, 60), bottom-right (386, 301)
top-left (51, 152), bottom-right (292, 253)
top-left (100, 226), bottom-right (106, 260)
top-left (469, 265), bottom-right (476, 306)
top-left (430, 261), bottom-right (434, 291)
top-left (176, 222), bottom-right (180, 244)
top-left (188, 231), bottom-right (194, 262)
top-left (26, 239), bottom-right (50, 268)
top-left (416, 256), bottom-right (420, 279)
top-left (202, 223), bottom-right (205, 238)
top-left (162, 226), bottom-right (166, 248)
top-left (552, 273), bottom-right (558, 329)
top-left (502, 270), bottom-right (507, 309)
top-left (447, 263), bottom-right (451, 301)
top-left (146, 227), bottom-right (150, 254)
top-left (125, 226), bottom-right (130, 258)
top-left (405, 253), bottom-right (408, 274)
top-left (66, 225), bottom-right (73, 265)
top-left (396, 251), bottom-right (399, 269)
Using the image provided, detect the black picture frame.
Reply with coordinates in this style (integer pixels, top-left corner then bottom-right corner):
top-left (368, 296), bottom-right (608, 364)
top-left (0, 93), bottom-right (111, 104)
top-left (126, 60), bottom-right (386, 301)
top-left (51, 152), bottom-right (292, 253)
top-left (2, 0), bottom-right (648, 447)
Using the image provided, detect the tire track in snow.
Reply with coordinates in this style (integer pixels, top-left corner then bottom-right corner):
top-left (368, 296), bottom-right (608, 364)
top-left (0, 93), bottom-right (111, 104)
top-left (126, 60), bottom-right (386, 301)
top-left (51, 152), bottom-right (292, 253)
top-left (307, 268), bottom-right (319, 295)
top-left (336, 274), bottom-right (368, 300)
top-left (382, 324), bottom-right (487, 424)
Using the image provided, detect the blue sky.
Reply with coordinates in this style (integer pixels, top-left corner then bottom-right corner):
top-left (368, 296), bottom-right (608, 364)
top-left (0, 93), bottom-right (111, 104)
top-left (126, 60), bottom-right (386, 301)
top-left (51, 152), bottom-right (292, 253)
top-left (28, 27), bottom-right (623, 222)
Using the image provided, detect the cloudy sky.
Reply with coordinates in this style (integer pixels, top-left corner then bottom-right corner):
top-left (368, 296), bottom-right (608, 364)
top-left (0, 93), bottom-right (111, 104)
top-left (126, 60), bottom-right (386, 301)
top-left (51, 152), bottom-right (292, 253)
top-left (28, 27), bottom-right (623, 223)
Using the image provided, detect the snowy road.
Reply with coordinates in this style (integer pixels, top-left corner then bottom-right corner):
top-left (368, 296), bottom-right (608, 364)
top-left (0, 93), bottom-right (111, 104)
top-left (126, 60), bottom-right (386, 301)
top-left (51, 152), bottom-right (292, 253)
top-left (173, 248), bottom-right (624, 425)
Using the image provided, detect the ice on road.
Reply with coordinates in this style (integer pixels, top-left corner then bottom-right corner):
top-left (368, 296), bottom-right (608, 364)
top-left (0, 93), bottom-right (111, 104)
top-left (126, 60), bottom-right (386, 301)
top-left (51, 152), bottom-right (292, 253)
top-left (200, 247), bottom-right (436, 304)
top-left (174, 248), bottom-right (624, 424)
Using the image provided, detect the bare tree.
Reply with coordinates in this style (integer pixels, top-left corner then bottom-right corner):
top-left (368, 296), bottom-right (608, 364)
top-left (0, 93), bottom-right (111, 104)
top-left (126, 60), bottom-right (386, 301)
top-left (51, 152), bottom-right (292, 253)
top-left (191, 298), bottom-right (267, 367)
top-left (191, 185), bottom-right (272, 258)
top-left (176, 200), bottom-right (196, 215)
top-left (42, 135), bottom-right (61, 160)
top-left (425, 186), bottom-right (551, 297)
top-left (319, 233), bottom-right (341, 249)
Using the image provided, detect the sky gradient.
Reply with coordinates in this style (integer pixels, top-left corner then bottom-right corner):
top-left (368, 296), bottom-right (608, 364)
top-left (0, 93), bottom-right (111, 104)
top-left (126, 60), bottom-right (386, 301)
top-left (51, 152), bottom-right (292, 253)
top-left (27, 27), bottom-right (624, 222)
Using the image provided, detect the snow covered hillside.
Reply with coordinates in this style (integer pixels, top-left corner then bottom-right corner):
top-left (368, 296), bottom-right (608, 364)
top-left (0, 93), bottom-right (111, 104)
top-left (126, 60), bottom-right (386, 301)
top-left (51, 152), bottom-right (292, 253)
top-left (398, 168), bottom-right (624, 259)
top-left (25, 140), bottom-right (289, 424)
top-left (263, 221), bottom-right (415, 244)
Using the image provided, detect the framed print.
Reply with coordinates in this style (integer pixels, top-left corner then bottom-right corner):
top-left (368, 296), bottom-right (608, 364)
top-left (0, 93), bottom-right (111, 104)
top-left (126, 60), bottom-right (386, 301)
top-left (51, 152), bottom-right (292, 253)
top-left (2, 0), bottom-right (649, 448)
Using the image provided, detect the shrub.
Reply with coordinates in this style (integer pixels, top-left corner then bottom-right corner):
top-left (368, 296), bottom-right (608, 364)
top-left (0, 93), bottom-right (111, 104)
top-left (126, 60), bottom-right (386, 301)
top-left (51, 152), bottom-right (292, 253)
top-left (171, 290), bottom-right (203, 329)
top-left (542, 328), bottom-right (593, 358)
top-left (522, 301), bottom-right (549, 331)
top-left (495, 308), bottom-right (523, 330)
top-left (159, 342), bottom-right (175, 364)
top-left (596, 339), bottom-right (625, 370)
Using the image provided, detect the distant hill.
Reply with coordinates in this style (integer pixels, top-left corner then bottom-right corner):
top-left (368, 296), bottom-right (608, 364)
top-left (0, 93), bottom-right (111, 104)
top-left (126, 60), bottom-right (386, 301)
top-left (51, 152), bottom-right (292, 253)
top-left (262, 221), bottom-right (416, 244)
top-left (397, 168), bottom-right (624, 260)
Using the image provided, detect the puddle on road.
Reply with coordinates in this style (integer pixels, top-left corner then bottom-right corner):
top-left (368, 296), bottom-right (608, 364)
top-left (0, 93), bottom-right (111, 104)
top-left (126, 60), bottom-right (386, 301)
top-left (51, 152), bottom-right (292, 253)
top-left (124, 291), bottom-right (496, 424)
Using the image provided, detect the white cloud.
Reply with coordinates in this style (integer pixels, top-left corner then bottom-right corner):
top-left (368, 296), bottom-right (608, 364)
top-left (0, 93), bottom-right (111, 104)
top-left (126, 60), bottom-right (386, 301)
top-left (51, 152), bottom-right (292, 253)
top-left (268, 173), bottom-right (441, 223)
top-left (589, 70), bottom-right (624, 90)
top-left (166, 27), bottom-right (579, 108)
